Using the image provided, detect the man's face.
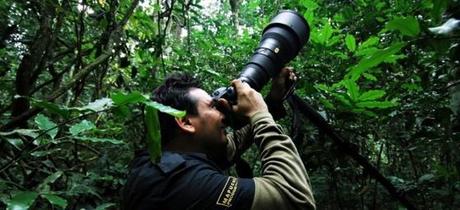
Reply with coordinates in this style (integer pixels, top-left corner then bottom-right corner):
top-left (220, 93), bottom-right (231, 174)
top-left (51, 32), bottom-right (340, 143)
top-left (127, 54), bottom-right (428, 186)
top-left (187, 88), bottom-right (227, 151)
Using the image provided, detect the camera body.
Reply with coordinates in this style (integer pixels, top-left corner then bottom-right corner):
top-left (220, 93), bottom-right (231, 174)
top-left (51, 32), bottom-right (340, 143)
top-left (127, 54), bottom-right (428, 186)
top-left (211, 10), bottom-right (310, 104)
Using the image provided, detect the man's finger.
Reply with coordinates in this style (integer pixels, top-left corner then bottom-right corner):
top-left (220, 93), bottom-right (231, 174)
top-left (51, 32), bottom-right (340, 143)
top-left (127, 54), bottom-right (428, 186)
top-left (217, 98), bottom-right (232, 112)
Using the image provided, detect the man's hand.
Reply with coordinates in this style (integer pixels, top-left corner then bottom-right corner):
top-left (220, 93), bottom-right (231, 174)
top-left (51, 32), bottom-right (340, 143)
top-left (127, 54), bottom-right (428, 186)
top-left (268, 67), bottom-right (297, 102)
top-left (231, 79), bottom-right (268, 118)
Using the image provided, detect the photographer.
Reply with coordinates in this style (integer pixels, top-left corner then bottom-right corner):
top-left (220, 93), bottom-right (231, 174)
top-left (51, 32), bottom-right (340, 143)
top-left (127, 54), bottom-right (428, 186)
top-left (122, 67), bottom-right (315, 209)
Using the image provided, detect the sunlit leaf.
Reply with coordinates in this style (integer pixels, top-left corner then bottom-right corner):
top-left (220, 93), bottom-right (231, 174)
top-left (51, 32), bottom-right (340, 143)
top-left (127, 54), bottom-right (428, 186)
top-left (34, 114), bottom-right (58, 140)
top-left (80, 98), bottom-right (114, 112)
top-left (144, 101), bottom-right (186, 118)
top-left (385, 16), bottom-right (420, 37)
top-left (111, 91), bottom-right (148, 106)
top-left (345, 34), bottom-right (356, 52)
top-left (69, 120), bottom-right (96, 136)
top-left (6, 191), bottom-right (38, 210)
top-left (359, 36), bottom-right (379, 49)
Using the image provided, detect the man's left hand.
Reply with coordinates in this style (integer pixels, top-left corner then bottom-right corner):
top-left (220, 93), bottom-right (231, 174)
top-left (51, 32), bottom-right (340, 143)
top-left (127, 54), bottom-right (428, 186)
top-left (268, 67), bottom-right (297, 102)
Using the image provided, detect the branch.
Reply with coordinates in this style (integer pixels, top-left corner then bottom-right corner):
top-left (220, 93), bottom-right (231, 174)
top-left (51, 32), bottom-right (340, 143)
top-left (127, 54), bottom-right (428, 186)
top-left (290, 94), bottom-right (418, 210)
top-left (0, 0), bottom-right (140, 131)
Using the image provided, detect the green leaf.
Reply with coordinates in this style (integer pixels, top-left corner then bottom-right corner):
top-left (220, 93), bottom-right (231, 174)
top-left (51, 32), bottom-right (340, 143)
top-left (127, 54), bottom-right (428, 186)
top-left (418, 174), bottom-right (435, 183)
top-left (363, 73), bottom-right (377, 81)
top-left (144, 105), bottom-right (162, 163)
top-left (73, 136), bottom-right (123, 144)
top-left (111, 91), bottom-right (148, 106)
top-left (360, 36), bottom-right (379, 49)
top-left (6, 191), bottom-right (38, 210)
top-left (319, 98), bottom-right (335, 109)
top-left (345, 34), bottom-right (356, 52)
top-left (0, 129), bottom-right (39, 138)
top-left (5, 138), bottom-right (23, 150)
top-left (34, 114), bottom-right (58, 140)
top-left (347, 42), bottom-right (406, 81)
top-left (31, 100), bottom-right (70, 119)
top-left (358, 90), bottom-right (386, 101)
top-left (38, 171), bottom-right (63, 192)
top-left (69, 120), bottom-right (96, 136)
top-left (385, 16), bottom-right (420, 37)
top-left (431, 0), bottom-right (448, 23)
top-left (144, 101), bottom-right (186, 118)
top-left (332, 93), bottom-right (353, 107)
top-left (41, 194), bottom-right (67, 209)
top-left (95, 203), bottom-right (116, 210)
top-left (315, 84), bottom-right (332, 92)
top-left (356, 101), bottom-right (398, 109)
top-left (343, 80), bottom-right (360, 101)
top-left (80, 98), bottom-right (114, 112)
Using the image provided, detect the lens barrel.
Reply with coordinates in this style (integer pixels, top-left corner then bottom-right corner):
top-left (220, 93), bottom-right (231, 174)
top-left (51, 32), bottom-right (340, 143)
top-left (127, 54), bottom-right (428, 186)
top-left (238, 10), bottom-right (310, 91)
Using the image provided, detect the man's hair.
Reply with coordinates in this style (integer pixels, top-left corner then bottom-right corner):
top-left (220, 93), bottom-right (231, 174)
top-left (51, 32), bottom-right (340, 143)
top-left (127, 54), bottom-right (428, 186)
top-left (151, 72), bottom-right (202, 146)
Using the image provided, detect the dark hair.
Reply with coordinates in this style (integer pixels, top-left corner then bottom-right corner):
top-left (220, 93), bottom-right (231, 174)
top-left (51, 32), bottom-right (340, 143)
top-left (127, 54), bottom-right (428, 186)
top-left (151, 72), bottom-right (202, 146)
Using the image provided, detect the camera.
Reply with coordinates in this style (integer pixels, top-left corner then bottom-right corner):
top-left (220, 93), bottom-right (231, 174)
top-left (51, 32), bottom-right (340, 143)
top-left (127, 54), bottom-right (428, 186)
top-left (211, 10), bottom-right (310, 103)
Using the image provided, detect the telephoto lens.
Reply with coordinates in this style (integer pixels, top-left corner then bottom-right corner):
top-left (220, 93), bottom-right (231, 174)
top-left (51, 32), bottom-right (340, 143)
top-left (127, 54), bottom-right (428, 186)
top-left (238, 10), bottom-right (310, 91)
top-left (212, 10), bottom-right (310, 103)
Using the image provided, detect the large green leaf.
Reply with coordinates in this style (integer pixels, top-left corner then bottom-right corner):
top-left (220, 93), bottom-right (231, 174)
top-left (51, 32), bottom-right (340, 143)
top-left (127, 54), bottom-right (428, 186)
top-left (144, 105), bottom-right (162, 163)
top-left (73, 136), bottom-right (123, 144)
top-left (347, 42), bottom-right (406, 81)
top-left (41, 194), bottom-right (67, 209)
top-left (385, 16), bottom-right (420, 37)
top-left (79, 98), bottom-right (114, 112)
top-left (6, 191), bottom-right (39, 210)
top-left (358, 90), bottom-right (386, 101)
top-left (144, 101), bottom-right (186, 118)
top-left (111, 91), bottom-right (148, 106)
top-left (69, 120), bottom-right (96, 136)
top-left (34, 114), bottom-right (58, 140)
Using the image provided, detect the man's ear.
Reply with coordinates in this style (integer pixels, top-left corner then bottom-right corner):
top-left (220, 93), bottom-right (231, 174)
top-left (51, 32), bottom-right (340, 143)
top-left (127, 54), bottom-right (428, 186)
top-left (175, 117), bottom-right (195, 133)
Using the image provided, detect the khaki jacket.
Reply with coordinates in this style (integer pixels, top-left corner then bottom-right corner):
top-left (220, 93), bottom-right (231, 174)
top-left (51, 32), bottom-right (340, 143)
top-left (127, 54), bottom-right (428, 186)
top-left (226, 111), bottom-right (316, 209)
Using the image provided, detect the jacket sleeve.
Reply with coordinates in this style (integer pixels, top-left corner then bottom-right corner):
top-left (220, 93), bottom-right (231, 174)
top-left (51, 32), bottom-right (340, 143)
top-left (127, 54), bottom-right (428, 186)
top-left (225, 99), bottom-right (286, 162)
top-left (250, 111), bottom-right (316, 210)
top-left (226, 125), bottom-right (253, 162)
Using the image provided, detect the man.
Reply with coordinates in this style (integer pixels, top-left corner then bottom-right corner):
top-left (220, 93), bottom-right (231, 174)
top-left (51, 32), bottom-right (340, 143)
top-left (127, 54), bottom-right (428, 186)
top-left (122, 67), bottom-right (315, 209)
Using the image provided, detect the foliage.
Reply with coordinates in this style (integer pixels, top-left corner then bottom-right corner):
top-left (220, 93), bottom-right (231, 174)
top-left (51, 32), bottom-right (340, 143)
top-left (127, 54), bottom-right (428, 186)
top-left (0, 0), bottom-right (459, 209)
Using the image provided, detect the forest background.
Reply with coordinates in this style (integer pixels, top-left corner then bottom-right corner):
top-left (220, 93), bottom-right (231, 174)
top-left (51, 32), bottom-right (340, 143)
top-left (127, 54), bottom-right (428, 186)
top-left (0, 0), bottom-right (459, 209)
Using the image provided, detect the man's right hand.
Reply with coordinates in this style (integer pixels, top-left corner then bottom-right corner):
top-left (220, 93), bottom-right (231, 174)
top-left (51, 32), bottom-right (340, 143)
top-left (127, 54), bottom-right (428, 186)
top-left (231, 79), bottom-right (268, 118)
